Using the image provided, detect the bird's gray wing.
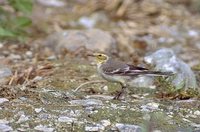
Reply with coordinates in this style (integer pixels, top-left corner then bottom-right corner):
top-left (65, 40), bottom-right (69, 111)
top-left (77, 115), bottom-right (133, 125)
top-left (101, 60), bottom-right (148, 75)
top-left (101, 60), bottom-right (172, 76)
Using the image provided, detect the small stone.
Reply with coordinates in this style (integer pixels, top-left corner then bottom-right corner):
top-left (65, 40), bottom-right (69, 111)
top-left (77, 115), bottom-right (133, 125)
top-left (17, 114), bottom-right (29, 123)
top-left (25, 51), bottom-right (33, 58)
top-left (69, 99), bottom-right (103, 107)
top-left (85, 124), bottom-right (105, 131)
top-left (141, 102), bottom-right (159, 111)
top-left (0, 65), bottom-right (12, 85)
top-left (194, 110), bottom-right (200, 116)
top-left (100, 119), bottom-right (111, 127)
top-left (32, 76), bottom-right (43, 82)
top-left (47, 55), bottom-right (57, 60)
top-left (58, 116), bottom-right (77, 124)
top-left (0, 120), bottom-right (9, 124)
top-left (0, 98), bottom-right (9, 104)
top-left (79, 16), bottom-right (96, 28)
top-left (36, 0), bottom-right (65, 7)
top-left (0, 124), bottom-right (13, 132)
top-left (85, 126), bottom-right (99, 131)
top-left (115, 123), bottom-right (142, 132)
top-left (35, 108), bottom-right (43, 113)
top-left (34, 125), bottom-right (54, 132)
top-left (9, 54), bottom-right (21, 60)
top-left (0, 43), bottom-right (3, 48)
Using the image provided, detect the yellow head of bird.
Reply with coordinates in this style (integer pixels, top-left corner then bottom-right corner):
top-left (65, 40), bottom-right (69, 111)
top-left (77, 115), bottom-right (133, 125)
top-left (91, 53), bottom-right (109, 64)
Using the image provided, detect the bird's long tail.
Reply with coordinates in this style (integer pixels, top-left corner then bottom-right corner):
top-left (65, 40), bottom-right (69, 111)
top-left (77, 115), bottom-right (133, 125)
top-left (141, 71), bottom-right (174, 76)
top-left (124, 70), bottom-right (174, 76)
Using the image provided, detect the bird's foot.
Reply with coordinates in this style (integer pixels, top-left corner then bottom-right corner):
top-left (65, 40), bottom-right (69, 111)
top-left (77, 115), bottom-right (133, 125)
top-left (113, 91), bottom-right (123, 100)
top-left (113, 86), bottom-right (126, 100)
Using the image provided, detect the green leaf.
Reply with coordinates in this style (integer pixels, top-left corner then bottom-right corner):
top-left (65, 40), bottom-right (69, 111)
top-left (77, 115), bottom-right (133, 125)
top-left (13, 16), bottom-right (32, 28)
top-left (0, 27), bottom-right (16, 37)
top-left (8, 0), bottom-right (33, 14)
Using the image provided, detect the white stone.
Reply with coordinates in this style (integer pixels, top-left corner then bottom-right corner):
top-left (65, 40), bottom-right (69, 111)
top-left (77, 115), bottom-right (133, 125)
top-left (0, 98), bottom-right (9, 104)
top-left (115, 123), bottom-right (142, 132)
top-left (0, 124), bottom-right (13, 132)
top-left (17, 114), bottom-right (29, 123)
top-left (85, 126), bottom-right (99, 131)
top-left (35, 108), bottom-right (43, 113)
top-left (58, 116), bottom-right (77, 123)
top-left (34, 125), bottom-right (54, 132)
top-left (100, 119), bottom-right (111, 127)
top-left (194, 110), bottom-right (200, 116)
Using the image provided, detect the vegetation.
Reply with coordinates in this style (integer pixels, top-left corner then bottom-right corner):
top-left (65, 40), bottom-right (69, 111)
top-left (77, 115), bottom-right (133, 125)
top-left (0, 0), bottom-right (33, 42)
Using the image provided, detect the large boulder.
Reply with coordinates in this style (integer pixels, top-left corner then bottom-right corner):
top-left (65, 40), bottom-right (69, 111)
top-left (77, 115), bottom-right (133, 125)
top-left (45, 29), bottom-right (116, 54)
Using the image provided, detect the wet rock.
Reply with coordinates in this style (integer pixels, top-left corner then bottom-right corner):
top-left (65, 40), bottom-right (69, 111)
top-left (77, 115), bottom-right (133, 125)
top-left (34, 125), bottom-right (54, 132)
top-left (115, 123), bottom-right (142, 132)
top-left (69, 99), bottom-right (103, 107)
top-left (0, 65), bottom-right (12, 84)
top-left (0, 98), bottom-right (9, 104)
top-left (45, 29), bottom-right (116, 53)
top-left (144, 48), bottom-right (197, 90)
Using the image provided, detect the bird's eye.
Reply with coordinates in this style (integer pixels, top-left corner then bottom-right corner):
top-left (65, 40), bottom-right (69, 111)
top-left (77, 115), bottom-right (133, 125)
top-left (98, 55), bottom-right (102, 57)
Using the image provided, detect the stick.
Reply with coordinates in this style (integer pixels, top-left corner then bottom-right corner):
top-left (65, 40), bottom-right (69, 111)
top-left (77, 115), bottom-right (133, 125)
top-left (73, 80), bottom-right (105, 92)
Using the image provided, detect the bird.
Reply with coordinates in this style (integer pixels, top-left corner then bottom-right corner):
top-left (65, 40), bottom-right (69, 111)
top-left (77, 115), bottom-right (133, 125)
top-left (89, 52), bottom-right (173, 99)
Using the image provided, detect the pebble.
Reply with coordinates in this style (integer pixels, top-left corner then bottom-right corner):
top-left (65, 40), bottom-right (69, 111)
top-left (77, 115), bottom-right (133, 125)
top-left (100, 119), bottom-right (111, 127)
top-left (16, 114), bottom-right (29, 123)
top-left (34, 125), bottom-right (54, 132)
top-left (141, 102), bottom-right (159, 111)
top-left (85, 124), bottom-right (105, 131)
top-left (194, 110), bottom-right (200, 116)
top-left (0, 98), bottom-right (9, 104)
top-left (58, 116), bottom-right (77, 123)
top-left (115, 123), bottom-right (142, 132)
top-left (69, 99), bottom-right (103, 107)
top-left (35, 108), bottom-right (43, 113)
top-left (0, 124), bottom-right (13, 132)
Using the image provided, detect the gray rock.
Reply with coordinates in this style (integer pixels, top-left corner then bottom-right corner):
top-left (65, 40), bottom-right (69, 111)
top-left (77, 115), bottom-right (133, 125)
top-left (85, 124), bottom-right (105, 131)
top-left (45, 29), bottom-right (116, 53)
top-left (34, 125), bottom-right (54, 132)
top-left (69, 99), bottom-right (103, 107)
top-left (0, 124), bottom-right (13, 132)
top-left (36, 0), bottom-right (65, 7)
top-left (58, 116), bottom-right (77, 123)
top-left (0, 65), bottom-right (12, 84)
top-left (16, 114), bottom-right (29, 123)
top-left (144, 48), bottom-right (197, 90)
top-left (115, 123), bottom-right (142, 132)
top-left (35, 108), bottom-right (43, 113)
top-left (0, 98), bottom-right (9, 104)
top-left (141, 102), bottom-right (160, 111)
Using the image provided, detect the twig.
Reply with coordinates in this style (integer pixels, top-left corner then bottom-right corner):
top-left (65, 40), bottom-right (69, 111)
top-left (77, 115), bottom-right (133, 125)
top-left (73, 80), bottom-right (105, 92)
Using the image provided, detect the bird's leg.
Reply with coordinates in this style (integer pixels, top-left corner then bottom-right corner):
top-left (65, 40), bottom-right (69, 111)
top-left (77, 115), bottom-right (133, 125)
top-left (113, 83), bottom-right (126, 100)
